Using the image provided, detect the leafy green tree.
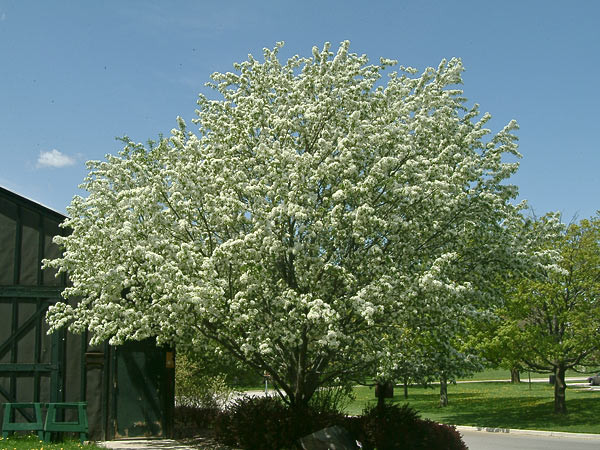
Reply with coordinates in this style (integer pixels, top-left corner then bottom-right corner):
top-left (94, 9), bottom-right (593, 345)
top-left (45, 41), bottom-right (528, 413)
top-left (375, 328), bottom-right (430, 399)
top-left (472, 313), bottom-right (527, 382)
top-left (380, 319), bottom-right (484, 406)
top-left (492, 214), bottom-right (600, 414)
top-left (427, 333), bottom-right (484, 407)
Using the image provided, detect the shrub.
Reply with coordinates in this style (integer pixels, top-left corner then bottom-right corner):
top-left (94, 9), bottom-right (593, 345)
top-left (415, 419), bottom-right (467, 450)
top-left (212, 397), bottom-right (467, 450)
top-left (213, 395), bottom-right (350, 449)
top-left (175, 353), bottom-right (235, 409)
top-left (173, 405), bottom-right (220, 439)
top-left (212, 408), bottom-right (237, 446)
top-left (356, 403), bottom-right (421, 449)
top-left (308, 383), bottom-right (356, 414)
top-left (354, 403), bottom-right (467, 450)
top-left (214, 395), bottom-right (293, 450)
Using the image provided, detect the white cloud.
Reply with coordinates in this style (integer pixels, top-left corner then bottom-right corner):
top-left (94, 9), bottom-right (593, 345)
top-left (37, 149), bottom-right (76, 168)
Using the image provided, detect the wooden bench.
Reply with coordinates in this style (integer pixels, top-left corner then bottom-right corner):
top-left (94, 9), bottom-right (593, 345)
top-left (1, 402), bottom-right (88, 443)
top-left (1, 402), bottom-right (44, 440)
top-left (43, 402), bottom-right (88, 443)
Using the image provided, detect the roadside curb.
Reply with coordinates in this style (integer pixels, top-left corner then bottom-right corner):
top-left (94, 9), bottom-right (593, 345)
top-left (456, 425), bottom-right (600, 440)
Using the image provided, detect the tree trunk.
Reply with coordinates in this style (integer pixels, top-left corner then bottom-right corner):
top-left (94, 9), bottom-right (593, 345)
top-left (439, 376), bottom-right (448, 407)
top-left (287, 331), bottom-right (320, 415)
top-left (554, 365), bottom-right (567, 414)
top-left (375, 381), bottom-right (393, 410)
top-left (510, 367), bottom-right (521, 383)
top-left (285, 360), bottom-right (319, 415)
top-left (404, 378), bottom-right (409, 399)
top-left (377, 392), bottom-right (385, 410)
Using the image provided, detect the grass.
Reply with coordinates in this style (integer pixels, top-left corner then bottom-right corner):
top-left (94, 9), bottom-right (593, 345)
top-left (347, 381), bottom-right (600, 434)
top-left (0, 435), bottom-right (102, 450)
top-left (232, 367), bottom-right (596, 393)
top-left (462, 367), bottom-right (594, 381)
top-left (236, 368), bottom-right (594, 390)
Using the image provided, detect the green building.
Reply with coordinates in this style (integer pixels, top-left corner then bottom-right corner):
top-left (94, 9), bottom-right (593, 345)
top-left (0, 186), bottom-right (174, 440)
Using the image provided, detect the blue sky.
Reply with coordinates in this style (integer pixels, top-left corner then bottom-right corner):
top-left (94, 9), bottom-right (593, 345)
top-left (0, 0), bottom-right (598, 220)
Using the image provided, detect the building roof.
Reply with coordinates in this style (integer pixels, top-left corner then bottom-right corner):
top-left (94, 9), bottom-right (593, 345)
top-left (0, 185), bottom-right (67, 220)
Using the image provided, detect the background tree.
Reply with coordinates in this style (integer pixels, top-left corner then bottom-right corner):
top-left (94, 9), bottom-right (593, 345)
top-left (45, 41), bottom-right (528, 413)
top-left (430, 338), bottom-right (484, 407)
top-left (375, 328), bottom-right (431, 399)
top-left (379, 311), bottom-right (486, 406)
top-left (473, 318), bottom-right (528, 383)
top-left (178, 341), bottom-right (263, 388)
top-left (469, 279), bottom-right (531, 384)
top-left (418, 323), bottom-right (484, 407)
top-left (488, 214), bottom-right (600, 414)
top-left (175, 352), bottom-right (236, 409)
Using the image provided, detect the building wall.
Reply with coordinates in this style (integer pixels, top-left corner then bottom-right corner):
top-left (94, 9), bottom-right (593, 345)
top-left (0, 187), bottom-right (74, 420)
top-left (0, 187), bottom-right (173, 440)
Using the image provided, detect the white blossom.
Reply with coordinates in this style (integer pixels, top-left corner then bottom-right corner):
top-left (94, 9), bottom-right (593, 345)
top-left (44, 41), bottom-right (528, 409)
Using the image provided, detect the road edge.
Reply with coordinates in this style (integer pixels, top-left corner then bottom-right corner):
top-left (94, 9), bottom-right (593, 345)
top-left (456, 425), bottom-right (600, 440)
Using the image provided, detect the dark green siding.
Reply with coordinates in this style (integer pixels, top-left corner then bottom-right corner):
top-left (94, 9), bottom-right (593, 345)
top-left (0, 187), bottom-right (174, 440)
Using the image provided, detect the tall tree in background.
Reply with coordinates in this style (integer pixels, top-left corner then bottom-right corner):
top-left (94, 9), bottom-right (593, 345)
top-left (380, 310), bottom-right (486, 406)
top-left (489, 214), bottom-right (600, 414)
top-left (45, 41), bottom-right (528, 413)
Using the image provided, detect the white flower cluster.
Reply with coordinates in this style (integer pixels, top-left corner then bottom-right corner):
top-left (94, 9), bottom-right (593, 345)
top-left (44, 41), bottom-right (529, 401)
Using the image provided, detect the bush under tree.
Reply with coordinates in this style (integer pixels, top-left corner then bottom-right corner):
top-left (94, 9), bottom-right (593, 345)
top-left (212, 397), bottom-right (467, 450)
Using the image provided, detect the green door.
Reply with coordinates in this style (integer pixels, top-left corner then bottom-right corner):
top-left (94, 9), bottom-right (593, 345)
top-left (112, 339), bottom-right (174, 438)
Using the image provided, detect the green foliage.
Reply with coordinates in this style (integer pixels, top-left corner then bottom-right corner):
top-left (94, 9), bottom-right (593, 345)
top-left (478, 213), bottom-right (600, 413)
top-left (516, 215), bottom-right (600, 369)
top-left (212, 395), bottom-right (467, 450)
top-left (213, 395), bottom-right (345, 450)
top-left (175, 352), bottom-right (235, 409)
top-left (308, 383), bottom-right (356, 414)
top-left (178, 345), bottom-right (263, 387)
top-left (351, 403), bottom-right (466, 450)
top-left (0, 434), bottom-right (101, 449)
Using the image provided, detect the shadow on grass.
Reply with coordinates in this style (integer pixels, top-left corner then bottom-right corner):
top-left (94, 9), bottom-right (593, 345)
top-left (351, 382), bottom-right (600, 433)
top-left (395, 391), bottom-right (486, 402)
top-left (421, 395), bottom-right (600, 433)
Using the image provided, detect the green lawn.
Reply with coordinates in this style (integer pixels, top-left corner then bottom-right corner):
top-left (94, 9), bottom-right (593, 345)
top-left (462, 367), bottom-right (594, 381)
top-left (237, 368), bottom-right (593, 390)
top-left (0, 435), bottom-right (101, 450)
top-left (347, 382), bottom-right (600, 434)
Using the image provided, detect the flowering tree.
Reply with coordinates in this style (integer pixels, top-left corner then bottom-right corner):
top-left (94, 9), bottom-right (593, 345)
top-left (46, 41), bottom-right (527, 411)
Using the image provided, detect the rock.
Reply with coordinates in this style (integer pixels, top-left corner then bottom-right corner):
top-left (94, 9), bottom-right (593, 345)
top-left (298, 425), bottom-right (360, 450)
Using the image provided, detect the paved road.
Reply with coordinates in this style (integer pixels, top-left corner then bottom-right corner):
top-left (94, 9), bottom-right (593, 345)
top-left (99, 430), bottom-right (600, 450)
top-left (460, 429), bottom-right (600, 450)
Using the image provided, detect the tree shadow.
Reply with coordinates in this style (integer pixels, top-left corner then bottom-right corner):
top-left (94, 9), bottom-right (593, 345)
top-left (430, 396), bottom-right (600, 432)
